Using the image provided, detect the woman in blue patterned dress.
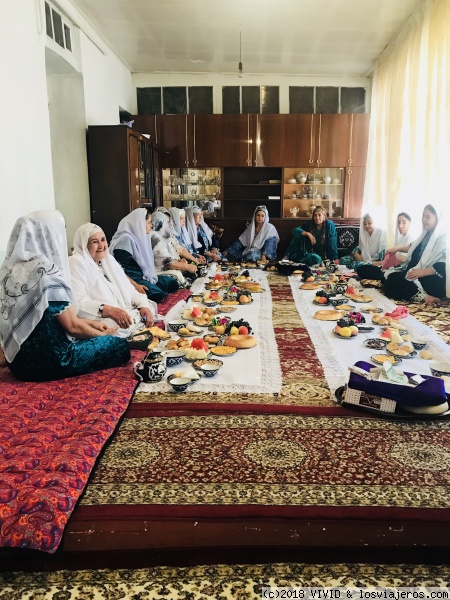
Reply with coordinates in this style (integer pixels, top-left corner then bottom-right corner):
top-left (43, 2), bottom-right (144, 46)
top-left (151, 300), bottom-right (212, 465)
top-left (0, 211), bottom-right (129, 381)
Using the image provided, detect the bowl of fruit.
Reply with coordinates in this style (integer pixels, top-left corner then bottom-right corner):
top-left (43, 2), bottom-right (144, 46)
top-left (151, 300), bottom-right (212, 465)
top-left (333, 316), bottom-right (359, 339)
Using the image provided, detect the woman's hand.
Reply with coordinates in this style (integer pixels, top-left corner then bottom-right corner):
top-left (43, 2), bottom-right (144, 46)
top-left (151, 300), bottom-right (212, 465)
top-left (303, 232), bottom-right (316, 245)
top-left (385, 247), bottom-right (398, 255)
top-left (372, 260), bottom-right (382, 267)
top-left (139, 307), bottom-right (154, 326)
top-left (406, 268), bottom-right (429, 281)
top-left (134, 283), bottom-right (148, 294)
top-left (185, 263), bottom-right (198, 274)
top-left (101, 305), bottom-right (132, 328)
top-left (197, 255), bottom-right (207, 264)
top-left (88, 320), bottom-right (118, 335)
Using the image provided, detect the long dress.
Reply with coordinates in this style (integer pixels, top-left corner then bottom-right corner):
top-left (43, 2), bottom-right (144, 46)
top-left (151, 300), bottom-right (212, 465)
top-left (285, 220), bottom-right (338, 265)
top-left (0, 210), bottom-right (130, 382)
top-left (9, 301), bottom-right (129, 382)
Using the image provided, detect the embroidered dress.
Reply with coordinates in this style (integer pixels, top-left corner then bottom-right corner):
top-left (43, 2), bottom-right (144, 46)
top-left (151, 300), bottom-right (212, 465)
top-left (0, 211), bottom-right (128, 381)
top-left (285, 220), bottom-right (338, 265)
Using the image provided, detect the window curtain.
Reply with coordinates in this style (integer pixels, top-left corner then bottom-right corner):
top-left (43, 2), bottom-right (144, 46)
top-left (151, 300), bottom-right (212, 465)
top-left (364, 0), bottom-right (450, 294)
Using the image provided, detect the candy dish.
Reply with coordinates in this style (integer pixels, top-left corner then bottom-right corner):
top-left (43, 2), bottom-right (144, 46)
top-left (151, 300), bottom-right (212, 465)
top-left (371, 354), bottom-right (402, 366)
top-left (363, 338), bottom-right (388, 350)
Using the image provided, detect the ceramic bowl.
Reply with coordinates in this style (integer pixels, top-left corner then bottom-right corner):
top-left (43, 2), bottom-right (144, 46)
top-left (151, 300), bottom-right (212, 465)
top-left (200, 363), bottom-right (219, 378)
top-left (411, 339), bottom-right (427, 350)
top-left (167, 319), bottom-right (187, 333)
top-left (168, 377), bottom-right (192, 392)
top-left (204, 300), bottom-right (219, 307)
top-left (166, 350), bottom-right (185, 367)
top-left (429, 362), bottom-right (450, 378)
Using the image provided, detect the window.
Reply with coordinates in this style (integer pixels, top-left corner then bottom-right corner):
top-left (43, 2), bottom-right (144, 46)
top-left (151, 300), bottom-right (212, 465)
top-left (222, 86), bottom-right (280, 114)
top-left (137, 87), bottom-right (213, 115)
top-left (289, 86), bottom-right (367, 113)
top-left (137, 88), bottom-right (162, 115)
top-left (44, 1), bottom-right (72, 52)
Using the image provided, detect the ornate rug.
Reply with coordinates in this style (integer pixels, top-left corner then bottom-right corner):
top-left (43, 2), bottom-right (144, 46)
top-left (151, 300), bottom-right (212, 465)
top-left (1, 563), bottom-right (449, 599)
top-left (75, 412), bottom-right (450, 519)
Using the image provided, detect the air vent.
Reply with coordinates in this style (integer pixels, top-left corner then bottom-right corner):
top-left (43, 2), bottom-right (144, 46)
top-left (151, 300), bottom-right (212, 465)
top-left (45, 1), bottom-right (72, 53)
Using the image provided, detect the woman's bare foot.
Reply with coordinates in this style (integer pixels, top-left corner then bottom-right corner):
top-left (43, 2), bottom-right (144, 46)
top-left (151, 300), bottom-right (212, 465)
top-left (424, 295), bottom-right (442, 307)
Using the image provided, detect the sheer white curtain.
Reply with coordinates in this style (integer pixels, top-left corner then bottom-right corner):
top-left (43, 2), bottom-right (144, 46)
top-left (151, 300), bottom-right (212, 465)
top-left (364, 0), bottom-right (450, 293)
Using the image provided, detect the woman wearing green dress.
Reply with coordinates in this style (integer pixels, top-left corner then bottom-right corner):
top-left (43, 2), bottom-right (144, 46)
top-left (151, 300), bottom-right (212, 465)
top-left (0, 210), bottom-right (129, 382)
top-left (283, 206), bottom-right (338, 266)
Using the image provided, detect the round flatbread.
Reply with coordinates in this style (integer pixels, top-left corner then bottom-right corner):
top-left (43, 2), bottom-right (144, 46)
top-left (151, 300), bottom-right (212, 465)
top-left (402, 402), bottom-right (449, 415)
top-left (314, 309), bottom-right (343, 321)
top-left (300, 283), bottom-right (322, 290)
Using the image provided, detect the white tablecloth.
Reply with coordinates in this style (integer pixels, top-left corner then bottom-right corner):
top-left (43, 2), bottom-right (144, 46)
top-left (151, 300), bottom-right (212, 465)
top-left (289, 277), bottom-right (450, 395)
top-left (138, 269), bottom-right (282, 395)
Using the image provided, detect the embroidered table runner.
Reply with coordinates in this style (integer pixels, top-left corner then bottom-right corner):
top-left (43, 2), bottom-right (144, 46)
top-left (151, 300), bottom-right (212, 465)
top-left (289, 277), bottom-right (450, 395)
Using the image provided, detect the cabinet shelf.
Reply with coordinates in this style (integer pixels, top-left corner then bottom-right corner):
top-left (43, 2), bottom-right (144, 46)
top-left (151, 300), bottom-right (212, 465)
top-left (224, 183), bottom-right (281, 187)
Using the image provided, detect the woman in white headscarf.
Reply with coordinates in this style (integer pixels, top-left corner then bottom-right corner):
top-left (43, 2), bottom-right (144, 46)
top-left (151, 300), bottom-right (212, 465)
top-left (340, 212), bottom-right (386, 270)
top-left (185, 206), bottom-right (221, 262)
top-left (0, 211), bottom-right (129, 381)
top-left (225, 206), bottom-right (279, 262)
top-left (383, 204), bottom-right (446, 306)
top-left (150, 212), bottom-right (197, 285)
top-left (382, 212), bottom-right (414, 267)
top-left (109, 208), bottom-right (179, 303)
top-left (69, 223), bottom-right (156, 337)
top-left (168, 207), bottom-right (206, 264)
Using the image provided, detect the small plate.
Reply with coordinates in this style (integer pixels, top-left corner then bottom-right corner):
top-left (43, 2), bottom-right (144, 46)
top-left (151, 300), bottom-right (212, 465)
top-left (347, 295), bottom-right (373, 303)
top-left (220, 300), bottom-right (240, 306)
top-left (370, 354), bottom-right (403, 366)
top-left (191, 295), bottom-right (203, 303)
top-left (210, 346), bottom-right (237, 356)
top-left (380, 326), bottom-right (408, 336)
top-left (363, 338), bottom-right (388, 350)
top-left (386, 348), bottom-right (417, 359)
top-left (192, 358), bottom-right (224, 370)
top-left (178, 331), bottom-right (197, 338)
top-left (217, 306), bottom-right (237, 313)
top-left (361, 306), bottom-right (383, 314)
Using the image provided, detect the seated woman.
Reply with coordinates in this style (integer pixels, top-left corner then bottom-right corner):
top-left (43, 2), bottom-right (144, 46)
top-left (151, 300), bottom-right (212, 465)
top-left (382, 212), bottom-right (413, 268)
top-left (357, 212), bottom-right (413, 279)
top-left (224, 206), bottom-right (279, 262)
top-left (109, 208), bottom-right (179, 303)
top-left (0, 210), bottom-right (129, 382)
top-left (150, 212), bottom-right (197, 285)
top-left (383, 204), bottom-right (446, 306)
top-left (341, 212), bottom-right (386, 271)
top-left (283, 206), bottom-right (338, 266)
top-left (185, 207), bottom-right (222, 262)
top-left (168, 207), bottom-right (206, 264)
top-left (69, 223), bottom-right (156, 337)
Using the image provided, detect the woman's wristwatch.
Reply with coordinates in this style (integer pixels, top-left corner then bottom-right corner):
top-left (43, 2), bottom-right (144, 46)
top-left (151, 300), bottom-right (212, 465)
top-left (98, 304), bottom-right (104, 316)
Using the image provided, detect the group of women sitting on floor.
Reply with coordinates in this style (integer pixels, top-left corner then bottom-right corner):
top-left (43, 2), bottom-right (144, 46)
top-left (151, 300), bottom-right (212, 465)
top-left (0, 201), bottom-right (446, 382)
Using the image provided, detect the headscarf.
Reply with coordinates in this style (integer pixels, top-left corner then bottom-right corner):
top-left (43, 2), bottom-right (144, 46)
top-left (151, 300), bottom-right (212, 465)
top-left (0, 210), bottom-right (74, 362)
top-left (238, 206), bottom-right (279, 254)
top-left (358, 212), bottom-right (386, 262)
top-left (109, 208), bottom-right (157, 284)
top-left (185, 207), bottom-right (202, 249)
top-left (188, 206), bottom-right (214, 247)
top-left (150, 211), bottom-right (179, 267)
top-left (168, 207), bottom-right (191, 250)
top-left (394, 213), bottom-right (414, 247)
top-left (402, 204), bottom-right (446, 271)
top-left (69, 223), bottom-right (148, 313)
top-left (153, 207), bottom-right (180, 258)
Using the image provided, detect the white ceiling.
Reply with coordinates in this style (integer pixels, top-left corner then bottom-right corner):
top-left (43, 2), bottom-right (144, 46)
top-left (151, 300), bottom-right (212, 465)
top-left (73, 0), bottom-right (423, 77)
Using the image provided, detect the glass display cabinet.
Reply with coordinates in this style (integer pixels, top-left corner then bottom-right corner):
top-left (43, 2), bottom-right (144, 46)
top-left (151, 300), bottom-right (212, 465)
top-left (282, 167), bottom-right (345, 219)
top-left (162, 168), bottom-right (222, 215)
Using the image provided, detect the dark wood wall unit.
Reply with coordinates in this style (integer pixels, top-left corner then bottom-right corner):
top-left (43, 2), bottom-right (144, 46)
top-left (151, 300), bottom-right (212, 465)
top-left (349, 113), bottom-right (370, 167)
top-left (284, 114), bottom-right (315, 165)
top-left (344, 166), bottom-right (366, 218)
top-left (87, 125), bottom-right (158, 241)
top-left (223, 167), bottom-right (282, 219)
top-left (221, 115), bottom-right (253, 166)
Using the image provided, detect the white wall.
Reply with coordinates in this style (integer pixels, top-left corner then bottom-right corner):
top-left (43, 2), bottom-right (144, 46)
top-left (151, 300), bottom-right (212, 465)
top-left (0, 0), bottom-right (55, 253)
top-left (131, 73), bottom-right (371, 114)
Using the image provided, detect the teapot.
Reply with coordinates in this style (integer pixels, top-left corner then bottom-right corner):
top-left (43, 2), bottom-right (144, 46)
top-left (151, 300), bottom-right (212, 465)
top-left (134, 351), bottom-right (167, 383)
top-left (289, 206), bottom-right (300, 218)
top-left (296, 171), bottom-right (307, 184)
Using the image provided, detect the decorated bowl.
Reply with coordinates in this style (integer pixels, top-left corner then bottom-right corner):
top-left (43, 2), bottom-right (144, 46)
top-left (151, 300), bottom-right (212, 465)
top-left (200, 364), bottom-right (220, 378)
top-left (429, 362), bottom-right (450, 378)
top-left (167, 319), bottom-right (187, 333)
top-left (168, 377), bottom-right (192, 393)
top-left (166, 350), bottom-right (185, 367)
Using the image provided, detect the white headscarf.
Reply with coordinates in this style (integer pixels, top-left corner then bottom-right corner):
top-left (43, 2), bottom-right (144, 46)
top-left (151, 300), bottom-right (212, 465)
top-left (358, 212), bottom-right (386, 262)
top-left (168, 207), bottom-right (191, 249)
top-left (185, 207), bottom-right (202, 249)
top-left (188, 206), bottom-right (214, 247)
top-left (109, 208), bottom-right (158, 284)
top-left (69, 224), bottom-right (156, 338)
top-left (394, 213), bottom-right (414, 247)
top-left (238, 206), bottom-right (279, 254)
top-left (402, 204), bottom-right (446, 271)
top-left (0, 210), bottom-right (74, 362)
top-left (150, 211), bottom-right (180, 266)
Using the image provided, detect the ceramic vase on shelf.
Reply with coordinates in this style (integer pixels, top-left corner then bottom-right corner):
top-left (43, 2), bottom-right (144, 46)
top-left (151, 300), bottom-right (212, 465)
top-left (323, 176), bottom-right (332, 184)
top-left (289, 207), bottom-right (300, 218)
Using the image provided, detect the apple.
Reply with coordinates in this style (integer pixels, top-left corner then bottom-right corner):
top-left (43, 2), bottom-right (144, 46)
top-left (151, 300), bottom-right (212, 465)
top-left (238, 326), bottom-right (249, 335)
top-left (350, 326), bottom-right (359, 336)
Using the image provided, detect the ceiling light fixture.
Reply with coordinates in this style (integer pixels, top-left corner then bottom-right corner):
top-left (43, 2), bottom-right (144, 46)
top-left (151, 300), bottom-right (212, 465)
top-left (238, 31), bottom-right (244, 78)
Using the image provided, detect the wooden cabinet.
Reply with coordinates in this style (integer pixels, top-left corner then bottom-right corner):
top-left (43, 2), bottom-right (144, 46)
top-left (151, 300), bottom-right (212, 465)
top-left (222, 114), bottom-right (284, 167)
top-left (223, 167), bottom-right (282, 218)
top-left (344, 166), bottom-right (366, 218)
top-left (348, 113), bottom-right (370, 167)
top-left (87, 125), bottom-right (159, 241)
top-left (131, 114), bottom-right (163, 147)
top-left (284, 114), bottom-right (315, 166)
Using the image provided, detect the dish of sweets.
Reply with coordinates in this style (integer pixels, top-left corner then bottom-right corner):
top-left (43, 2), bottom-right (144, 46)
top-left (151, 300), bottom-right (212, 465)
top-left (210, 345), bottom-right (237, 356)
top-left (192, 358), bottom-right (224, 370)
top-left (385, 342), bottom-right (417, 358)
top-left (363, 338), bottom-right (388, 350)
top-left (360, 306), bottom-right (383, 314)
top-left (370, 354), bottom-right (403, 366)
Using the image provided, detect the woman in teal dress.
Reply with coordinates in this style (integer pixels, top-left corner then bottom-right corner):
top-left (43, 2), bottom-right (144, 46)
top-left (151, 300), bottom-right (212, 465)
top-left (0, 210), bottom-right (129, 382)
top-left (109, 208), bottom-right (179, 303)
top-left (283, 206), bottom-right (338, 266)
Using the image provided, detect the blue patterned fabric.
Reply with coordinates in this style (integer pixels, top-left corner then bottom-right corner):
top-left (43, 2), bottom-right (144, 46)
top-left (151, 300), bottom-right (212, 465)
top-left (8, 302), bottom-right (130, 382)
top-left (286, 220), bottom-right (338, 263)
top-left (226, 236), bottom-right (278, 262)
top-left (340, 246), bottom-right (386, 270)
